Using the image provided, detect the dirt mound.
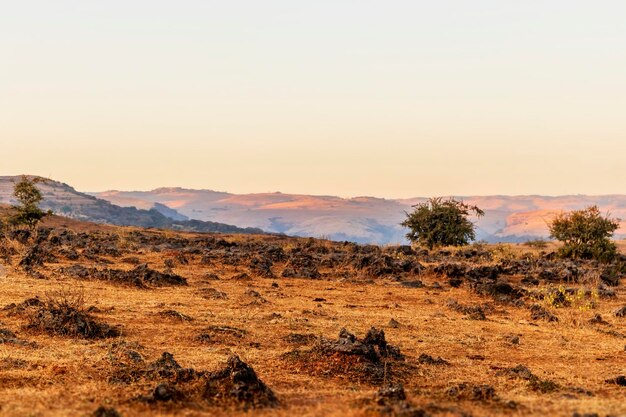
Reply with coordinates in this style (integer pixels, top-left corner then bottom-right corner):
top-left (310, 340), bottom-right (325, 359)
top-left (529, 304), bottom-right (559, 322)
top-left (433, 263), bottom-right (467, 280)
top-left (0, 327), bottom-right (36, 347)
top-left (92, 406), bottom-right (122, 417)
top-left (446, 383), bottom-right (497, 401)
top-left (281, 254), bottom-right (321, 279)
top-left (284, 327), bottom-right (406, 384)
top-left (3, 297), bottom-right (44, 315)
top-left (498, 365), bottom-right (560, 393)
top-left (202, 354), bottom-right (278, 409)
top-left (146, 352), bottom-right (199, 382)
top-left (23, 293), bottom-right (120, 339)
top-left (197, 325), bottom-right (248, 345)
top-left (105, 340), bottom-right (147, 384)
top-left (196, 287), bottom-right (228, 300)
top-left (249, 257), bottom-right (275, 278)
top-left (447, 300), bottom-right (488, 320)
top-left (158, 310), bottom-right (193, 321)
top-left (605, 375), bottom-right (626, 386)
top-left (472, 280), bottom-right (526, 303)
top-left (62, 264), bottom-right (187, 288)
top-left (370, 384), bottom-right (428, 416)
top-left (417, 353), bottom-right (449, 366)
top-left (354, 253), bottom-right (423, 278)
top-left (19, 242), bottom-right (55, 269)
top-left (283, 333), bottom-right (317, 345)
top-left (131, 353), bottom-right (278, 410)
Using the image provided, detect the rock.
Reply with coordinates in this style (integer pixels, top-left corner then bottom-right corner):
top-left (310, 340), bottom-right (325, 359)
top-left (446, 383), bottom-right (497, 401)
top-left (149, 383), bottom-right (185, 402)
top-left (158, 310), bottom-right (193, 321)
top-left (284, 333), bottom-right (317, 345)
top-left (146, 352), bottom-right (198, 382)
top-left (600, 267), bottom-right (621, 287)
top-left (373, 384), bottom-right (429, 416)
top-left (605, 375), bottom-right (626, 386)
top-left (249, 257), bottom-right (274, 278)
top-left (433, 263), bottom-right (467, 279)
top-left (400, 280), bottom-right (424, 288)
top-left (285, 327), bottom-right (405, 384)
top-left (504, 334), bottom-right (520, 345)
top-left (529, 304), bottom-right (558, 322)
top-left (92, 406), bottom-right (122, 417)
top-left (202, 355), bottom-right (279, 409)
top-left (417, 353), bottom-right (449, 365)
top-left (589, 314), bottom-right (608, 325)
top-left (447, 300), bottom-right (487, 320)
top-left (387, 318), bottom-right (401, 328)
top-left (197, 287), bottom-right (228, 300)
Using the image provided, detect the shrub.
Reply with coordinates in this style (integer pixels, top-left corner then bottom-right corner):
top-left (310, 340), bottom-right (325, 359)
top-left (25, 289), bottom-right (120, 339)
top-left (548, 206), bottom-right (619, 262)
top-left (401, 197), bottom-right (484, 249)
top-left (524, 239), bottom-right (548, 250)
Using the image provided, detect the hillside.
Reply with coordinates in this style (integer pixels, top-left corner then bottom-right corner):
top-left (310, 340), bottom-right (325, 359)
top-left (95, 189), bottom-right (626, 244)
top-left (0, 177), bottom-right (263, 235)
top-left (0, 214), bottom-right (624, 416)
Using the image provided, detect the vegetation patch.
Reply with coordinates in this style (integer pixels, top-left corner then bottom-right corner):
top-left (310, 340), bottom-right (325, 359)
top-left (22, 291), bottom-right (120, 339)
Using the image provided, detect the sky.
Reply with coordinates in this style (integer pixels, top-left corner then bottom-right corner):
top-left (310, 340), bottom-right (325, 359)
top-left (2, 1), bottom-right (625, 198)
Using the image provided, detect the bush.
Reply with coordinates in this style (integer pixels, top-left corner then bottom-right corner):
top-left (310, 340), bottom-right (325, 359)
top-left (401, 197), bottom-right (484, 249)
top-left (25, 289), bottom-right (120, 339)
top-left (549, 206), bottom-right (619, 262)
top-left (524, 239), bottom-right (548, 250)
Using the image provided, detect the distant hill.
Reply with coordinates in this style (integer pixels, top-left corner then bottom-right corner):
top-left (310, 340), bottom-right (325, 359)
top-left (0, 176), bottom-right (264, 235)
top-left (94, 188), bottom-right (626, 245)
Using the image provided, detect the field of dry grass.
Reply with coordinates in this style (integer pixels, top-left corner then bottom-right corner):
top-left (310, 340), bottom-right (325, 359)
top-left (0, 215), bottom-right (624, 417)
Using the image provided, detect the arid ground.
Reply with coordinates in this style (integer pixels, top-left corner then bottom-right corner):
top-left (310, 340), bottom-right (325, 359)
top-left (0, 213), bottom-right (624, 417)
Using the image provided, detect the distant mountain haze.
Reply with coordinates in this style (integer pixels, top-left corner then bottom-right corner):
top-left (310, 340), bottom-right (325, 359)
top-left (0, 177), bottom-right (262, 235)
top-left (1, 176), bottom-right (624, 244)
top-left (93, 188), bottom-right (626, 244)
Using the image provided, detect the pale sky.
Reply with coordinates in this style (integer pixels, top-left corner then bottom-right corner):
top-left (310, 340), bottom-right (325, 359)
top-left (2, 1), bottom-right (625, 198)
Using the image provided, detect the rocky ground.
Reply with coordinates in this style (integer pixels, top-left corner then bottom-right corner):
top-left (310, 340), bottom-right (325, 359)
top-left (0, 213), bottom-right (624, 416)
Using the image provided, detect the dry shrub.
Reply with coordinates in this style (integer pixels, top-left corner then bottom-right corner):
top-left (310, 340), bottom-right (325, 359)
top-left (25, 289), bottom-right (120, 339)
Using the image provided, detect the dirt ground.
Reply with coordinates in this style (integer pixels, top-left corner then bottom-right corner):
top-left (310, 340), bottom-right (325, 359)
top-left (0, 215), bottom-right (624, 417)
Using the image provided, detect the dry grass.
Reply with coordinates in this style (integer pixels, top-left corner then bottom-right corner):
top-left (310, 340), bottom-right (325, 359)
top-left (0, 218), bottom-right (624, 416)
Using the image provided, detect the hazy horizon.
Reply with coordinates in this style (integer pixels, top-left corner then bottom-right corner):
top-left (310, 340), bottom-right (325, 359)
top-left (3, 1), bottom-right (625, 197)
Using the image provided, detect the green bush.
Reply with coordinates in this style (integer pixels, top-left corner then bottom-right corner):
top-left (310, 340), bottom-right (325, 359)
top-left (401, 197), bottom-right (484, 249)
top-left (548, 205), bottom-right (619, 262)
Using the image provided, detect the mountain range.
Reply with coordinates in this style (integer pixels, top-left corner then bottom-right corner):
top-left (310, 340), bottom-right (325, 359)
top-left (2, 176), bottom-right (624, 244)
top-left (93, 188), bottom-right (626, 244)
top-left (0, 176), bottom-right (263, 235)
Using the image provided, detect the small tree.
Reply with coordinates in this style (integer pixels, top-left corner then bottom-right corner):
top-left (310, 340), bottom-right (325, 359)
top-left (401, 197), bottom-right (484, 249)
top-left (9, 176), bottom-right (49, 229)
top-left (549, 205), bottom-right (619, 262)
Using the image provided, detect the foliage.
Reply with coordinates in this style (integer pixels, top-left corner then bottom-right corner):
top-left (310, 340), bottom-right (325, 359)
top-left (524, 239), bottom-right (548, 250)
top-left (538, 285), bottom-right (598, 311)
top-left (401, 197), bottom-right (484, 249)
top-left (548, 206), bottom-right (619, 262)
top-left (9, 176), bottom-right (50, 229)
